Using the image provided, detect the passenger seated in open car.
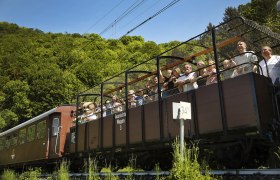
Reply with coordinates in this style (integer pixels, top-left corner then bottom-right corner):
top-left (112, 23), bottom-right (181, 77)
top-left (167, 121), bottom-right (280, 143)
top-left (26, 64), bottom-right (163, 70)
top-left (221, 59), bottom-right (236, 80)
top-left (128, 90), bottom-right (137, 108)
top-left (111, 95), bottom-right (124, 113)
top-left (176, 63), bottom-right (198, 92)
top-left (80, 102), bottom-right (98, 122)
top-left (205, 59), bottom-right (218, 85)
top-left (194, 60), bottom-right (208, 87)
top-left (103, 99), bottom-right (112, 116)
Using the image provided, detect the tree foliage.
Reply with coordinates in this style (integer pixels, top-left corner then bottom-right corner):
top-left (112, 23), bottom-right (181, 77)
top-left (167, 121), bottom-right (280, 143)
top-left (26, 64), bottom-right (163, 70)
top-left (224, 0), bottom-right (280, 33)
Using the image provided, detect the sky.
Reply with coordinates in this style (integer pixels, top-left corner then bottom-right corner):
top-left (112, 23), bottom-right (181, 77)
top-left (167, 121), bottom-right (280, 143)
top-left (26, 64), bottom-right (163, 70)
top-left (0, 0), bottom-right (251, 44)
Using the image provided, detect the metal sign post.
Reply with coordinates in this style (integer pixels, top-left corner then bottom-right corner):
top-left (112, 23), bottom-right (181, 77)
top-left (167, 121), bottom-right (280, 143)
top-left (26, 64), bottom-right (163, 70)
top-left (173, 101), bottom-right (192, 158)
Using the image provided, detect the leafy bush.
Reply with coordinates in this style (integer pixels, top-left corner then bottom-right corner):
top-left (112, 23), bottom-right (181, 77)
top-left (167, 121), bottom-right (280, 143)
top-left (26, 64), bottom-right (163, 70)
top-left (19, 168), bottom-right (41, 180)
top-left (57, 160), bottom-right (70, 180)
top-left (1, 169), bottom-right (17, 180)
top-left (169, 140), bottom-right (215, 180)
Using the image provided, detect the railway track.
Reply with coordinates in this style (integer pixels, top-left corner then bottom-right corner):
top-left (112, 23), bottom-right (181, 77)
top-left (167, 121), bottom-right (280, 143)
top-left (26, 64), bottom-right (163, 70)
top-left (36, 169), bottom-right (280, 179)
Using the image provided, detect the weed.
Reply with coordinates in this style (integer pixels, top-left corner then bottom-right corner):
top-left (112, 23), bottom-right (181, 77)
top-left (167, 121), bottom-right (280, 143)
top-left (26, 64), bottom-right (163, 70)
top-left (1, 169), bottom-right (17, 180)
top-left (168, 139), bottom-right (216, 180)
top-left (88, 157), bottom-right (101, 180)
top-left (57, 160), bottom-right (70, 180)
top-left (19, 168), bottom-right (41, 180)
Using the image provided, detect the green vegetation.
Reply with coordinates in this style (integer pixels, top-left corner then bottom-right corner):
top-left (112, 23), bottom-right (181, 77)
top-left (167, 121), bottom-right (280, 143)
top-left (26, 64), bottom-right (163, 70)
top-left (19, 168), bottom-right (41, 180)
top-left (56, 161), bottom-right (70, 180)
top-left (275, 146), bottom-right (280, 160)
top-left (1, 168), bottom-right (42, 180)
top-left (168, 140), bottom-right (215, 180)
top-left (1, 169), bottom-right (17, 180)
top-left (102, 167), bottom-right (118, 180)
top-left (155, 164), bottom-right (166, 180)
top-left (0, 141), bottom-right (216, 179)
top-left (87, 157), bottom-right (101, 180)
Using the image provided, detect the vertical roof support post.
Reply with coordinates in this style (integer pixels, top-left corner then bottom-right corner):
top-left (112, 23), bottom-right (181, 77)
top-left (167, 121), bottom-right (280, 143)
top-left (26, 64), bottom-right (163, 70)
top-left (211, 27), bottom-right (228, 136)
top-left (100, 83), bottom-right (104, 149)
top-left (125, 70), bottom-right (129, 147)
top-left (156, 56), bottom-right (164, 140)
top-left (75, 94), bottom-right (80, 154)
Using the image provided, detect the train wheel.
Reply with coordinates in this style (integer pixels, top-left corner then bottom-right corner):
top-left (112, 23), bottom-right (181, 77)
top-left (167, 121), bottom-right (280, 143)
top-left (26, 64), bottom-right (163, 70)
top-left (159, 156), bottom-right (173, 171)
top-left (216, 144), bottom-right (244, 169)
top-left (140, 158), bottom-right (156, 171)
top-left (142, 162), bottom-right (155, 171)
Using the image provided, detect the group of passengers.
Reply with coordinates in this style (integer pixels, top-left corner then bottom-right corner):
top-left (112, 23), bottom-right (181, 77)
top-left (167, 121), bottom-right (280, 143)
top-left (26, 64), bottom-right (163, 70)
top-left (77, 95), bottom-right (125, 122)
top-left (77, 41), bottom-right (280, 123)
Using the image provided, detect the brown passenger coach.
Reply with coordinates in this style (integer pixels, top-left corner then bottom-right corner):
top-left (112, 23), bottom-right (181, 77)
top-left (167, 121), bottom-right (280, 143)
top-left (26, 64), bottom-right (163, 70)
top-left (0, 106), bottom-right (75, 169)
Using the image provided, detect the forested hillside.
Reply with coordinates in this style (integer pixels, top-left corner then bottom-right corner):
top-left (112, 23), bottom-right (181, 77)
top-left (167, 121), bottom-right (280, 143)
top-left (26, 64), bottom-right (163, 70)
top-left (0, 0), bottom-right (279, 130)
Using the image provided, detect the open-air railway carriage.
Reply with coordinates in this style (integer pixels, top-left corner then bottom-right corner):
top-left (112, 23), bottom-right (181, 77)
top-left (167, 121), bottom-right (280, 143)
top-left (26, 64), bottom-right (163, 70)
top-left (0, 17), bottom-right (279, 171)
top-left (67, 17), bottom-right (280, 169)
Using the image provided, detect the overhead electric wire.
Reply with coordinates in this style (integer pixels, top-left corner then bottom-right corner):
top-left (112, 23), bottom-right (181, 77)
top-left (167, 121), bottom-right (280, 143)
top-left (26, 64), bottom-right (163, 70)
top-left (121, 0), bottom-right (182, 37)
top-left (80, 0), bottom-right (179, 51)
top-left (99, 0), bottom-right (144, 36)
top-left (99, 0), bottom-right (146, 36)
top-left (84, 0), bottom-right (125, 33)
top-left (108, 0), bottom-right (162, 38)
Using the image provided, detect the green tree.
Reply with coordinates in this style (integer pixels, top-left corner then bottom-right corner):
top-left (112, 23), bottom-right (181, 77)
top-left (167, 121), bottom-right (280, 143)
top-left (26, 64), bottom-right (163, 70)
top-left (2, 80), bottom-right (31, 123)
top-left (27, 63), bottom-right (67, 114)
top-left (238, 0), bottom-right (280, 33)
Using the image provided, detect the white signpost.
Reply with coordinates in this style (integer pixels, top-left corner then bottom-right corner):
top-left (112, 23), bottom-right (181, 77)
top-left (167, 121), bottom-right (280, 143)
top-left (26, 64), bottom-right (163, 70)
top-left (172, 101), bottom-right (192, 157)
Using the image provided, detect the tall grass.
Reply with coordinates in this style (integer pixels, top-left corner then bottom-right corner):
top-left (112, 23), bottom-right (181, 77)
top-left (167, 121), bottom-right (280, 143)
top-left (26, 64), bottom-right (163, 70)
top-left (155, 163), bottom-right (166, 180)
top-left (1, 169), bottom-right (17, 180)
top-left (273, 146), bottom-right (280, 167)
top-left (168, 139), bottom-right (215, 180)
top-left (124, 156), bottom-right (136, 180)
top-left (57, 160), bottom-right (70, 180)
top-left (274, 146), bottom-right (280, 160)
top-left (19, 168), bottom-right (41, 180)
top-left (86, 157), bottom-right (119, 180)
top-left (103, 164), bottom-right (119, 180)
top-left (87, 157), bottom-right (101, 180)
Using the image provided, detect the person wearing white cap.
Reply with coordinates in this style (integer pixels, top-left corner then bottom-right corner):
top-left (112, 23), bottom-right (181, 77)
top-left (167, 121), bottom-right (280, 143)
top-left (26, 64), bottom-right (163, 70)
top-left (128, 89), bottom-right (137, 108)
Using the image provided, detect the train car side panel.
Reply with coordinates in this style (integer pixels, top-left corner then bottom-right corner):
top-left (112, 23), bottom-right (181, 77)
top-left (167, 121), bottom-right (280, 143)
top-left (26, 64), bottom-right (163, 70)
top-left (88, 120), bottom-right (100, 150)
top-left (144, 101), bottom-right (160, 141)
top-left (103, 116), bottom-right (113, 148)
top-left (77, 123), bottom-right (86, 152)
top-left (223, 74), bottom-right (258, 130)
top-left (195, 84), bottom-right (223, 134)
top-left (115, 115), bottom-right (126, 146)
top-left (128, 107), bottom-right (142, 144)
top-left (254, 74), bottom-right (275, 133)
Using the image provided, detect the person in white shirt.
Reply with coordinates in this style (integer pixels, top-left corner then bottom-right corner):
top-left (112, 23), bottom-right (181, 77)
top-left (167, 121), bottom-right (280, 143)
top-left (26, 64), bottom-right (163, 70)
top-left (176, 63), bottom-right (198, 92)
top-left (259, 46), bottom-right (280, 85)
top-left (232, 41), bottom-right (258, 77)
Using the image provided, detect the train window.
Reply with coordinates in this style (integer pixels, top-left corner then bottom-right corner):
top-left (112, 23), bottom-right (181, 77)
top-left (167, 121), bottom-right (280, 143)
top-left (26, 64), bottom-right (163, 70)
top-left (70, 128), bottom-right (75, 144)
top-left (0, 137), bottom-right (3, 150)
top-left (37, 121), bottom-right (46, 139)
top-left (18, 128), bottom-right (26, 144)
top-left (27, 125), bottom-right (35, 142)
top-left (52, 117), bottom-right (60, 136)
top-left (5, 136), bottom-right (11, 149)
top-left (71, 132), bottom-right (75, 144)
top-left (11, 134), bottom-right (18, 146)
